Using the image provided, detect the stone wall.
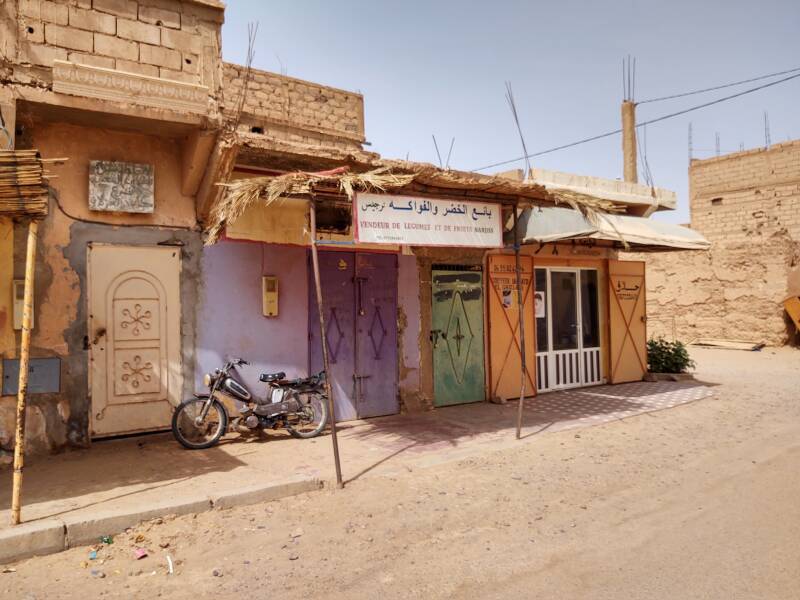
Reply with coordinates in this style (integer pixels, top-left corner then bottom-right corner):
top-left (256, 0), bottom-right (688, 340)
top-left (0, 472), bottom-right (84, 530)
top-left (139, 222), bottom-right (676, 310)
top-left (631, 139), bottom-right (800, 346)
top-left (7, 0), bottom-right (223, 88)
top-left (223, 63), bottom-right (366, 151)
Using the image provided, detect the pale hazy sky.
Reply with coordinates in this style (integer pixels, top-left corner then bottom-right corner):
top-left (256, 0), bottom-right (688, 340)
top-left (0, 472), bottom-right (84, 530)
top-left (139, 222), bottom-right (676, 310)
top-left (221, 1), bottom-right (800, 223)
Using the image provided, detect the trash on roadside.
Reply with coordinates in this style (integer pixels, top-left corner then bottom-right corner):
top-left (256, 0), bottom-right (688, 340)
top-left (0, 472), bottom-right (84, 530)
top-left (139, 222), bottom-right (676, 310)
top-left (100, 535), bottom-right (113, 545)
top-left (166, 555), bottom-right (174, 575)
top-left (89, 550), bottom-right (98, 560)
top-left (80, 561), bottom-right (89, 569)
top-left (134, 548), bottom-right (149, 560)
top-left (134, 533), bottom-right (146, 544)
top-left (2, 567), bottom-right (16, 573)
top-left (90, 569), bottom-right (106, 579)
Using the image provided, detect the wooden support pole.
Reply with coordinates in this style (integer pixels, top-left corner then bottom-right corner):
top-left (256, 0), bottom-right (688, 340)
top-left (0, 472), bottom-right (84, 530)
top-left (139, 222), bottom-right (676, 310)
top-left (309, 199), bottom-right (344, 488)
top-left (621, 100), bottom-right (638, 184)
top-left (514, 205), bottom-right (528, 439)
top-left (11, 219), bottom-right (38, 525)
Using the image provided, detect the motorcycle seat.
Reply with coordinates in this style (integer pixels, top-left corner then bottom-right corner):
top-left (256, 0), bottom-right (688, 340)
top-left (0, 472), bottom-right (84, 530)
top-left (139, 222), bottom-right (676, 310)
top-left (259, 371), bottom-right (286, 383)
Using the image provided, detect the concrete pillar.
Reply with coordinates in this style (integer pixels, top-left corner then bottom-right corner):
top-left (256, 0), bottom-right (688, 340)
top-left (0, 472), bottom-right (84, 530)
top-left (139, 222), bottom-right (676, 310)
top-left (621, 100), bottom-right (637, 184)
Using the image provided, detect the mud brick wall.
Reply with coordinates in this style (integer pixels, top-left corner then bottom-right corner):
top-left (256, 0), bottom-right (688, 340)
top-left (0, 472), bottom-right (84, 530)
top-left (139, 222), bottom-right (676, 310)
top-left (223, 63), bottom-right (366, 151)
top-left (690, 140), bottom-right (800, 242)
top-left (628, 140), bottom-right (800, 346)
top-left (8, 0), bottom-right (223, 87)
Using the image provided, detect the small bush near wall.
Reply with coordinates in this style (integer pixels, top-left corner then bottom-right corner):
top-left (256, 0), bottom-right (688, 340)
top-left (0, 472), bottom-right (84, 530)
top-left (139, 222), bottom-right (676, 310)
top-left (647, 338), bottom-right (696, 373)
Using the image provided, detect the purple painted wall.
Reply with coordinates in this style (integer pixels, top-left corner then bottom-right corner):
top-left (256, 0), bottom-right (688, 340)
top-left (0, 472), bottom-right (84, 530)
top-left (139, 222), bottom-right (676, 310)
top-left (195, 240), bottom-right (309, 395)
top-left (398, 254), bottom-right (421, 407)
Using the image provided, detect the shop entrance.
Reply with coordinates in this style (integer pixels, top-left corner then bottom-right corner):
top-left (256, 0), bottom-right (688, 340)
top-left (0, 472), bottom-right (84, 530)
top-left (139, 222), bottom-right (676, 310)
top-left (431, 265), bottom-right (485, 406)
top-left (309, 251), bottom-right (399, 421)
top-left (534, 267), bottom-right (602, 392)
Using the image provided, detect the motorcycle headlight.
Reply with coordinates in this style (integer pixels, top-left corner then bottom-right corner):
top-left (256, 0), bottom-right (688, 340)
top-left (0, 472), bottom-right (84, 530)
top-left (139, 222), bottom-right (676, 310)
top-left (203, 373), bottom-right (213, 387)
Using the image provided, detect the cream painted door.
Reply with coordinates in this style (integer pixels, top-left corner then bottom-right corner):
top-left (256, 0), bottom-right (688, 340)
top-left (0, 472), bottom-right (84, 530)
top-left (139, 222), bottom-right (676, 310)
top-left (88, 244), bottom-right (182, 437)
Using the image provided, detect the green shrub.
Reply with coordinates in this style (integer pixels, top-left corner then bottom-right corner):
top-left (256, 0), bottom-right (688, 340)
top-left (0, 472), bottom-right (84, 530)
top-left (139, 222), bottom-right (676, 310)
top-left (647, 337), bottom-right (696, 373)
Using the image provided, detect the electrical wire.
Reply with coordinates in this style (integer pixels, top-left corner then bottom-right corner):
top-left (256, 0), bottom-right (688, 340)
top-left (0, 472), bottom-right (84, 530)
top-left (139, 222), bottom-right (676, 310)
top-left (638, 65), bottom-right (800, 104)
top-left (471, 71), bottom-right (800, 172)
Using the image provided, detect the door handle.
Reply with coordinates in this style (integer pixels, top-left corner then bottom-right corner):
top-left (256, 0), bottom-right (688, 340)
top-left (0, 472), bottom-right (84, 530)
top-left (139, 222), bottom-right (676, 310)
top-left (430, 329), bottom-right (445, 348)
top-left (355, 277), bottom-right (367, 316)
top-left (354, 374), bottom-right (371, 406)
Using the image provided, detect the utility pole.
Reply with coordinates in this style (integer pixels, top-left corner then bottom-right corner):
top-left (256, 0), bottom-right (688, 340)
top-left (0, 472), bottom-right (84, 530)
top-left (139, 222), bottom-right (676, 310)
top-left (621, 100), bottom-right (638, 183)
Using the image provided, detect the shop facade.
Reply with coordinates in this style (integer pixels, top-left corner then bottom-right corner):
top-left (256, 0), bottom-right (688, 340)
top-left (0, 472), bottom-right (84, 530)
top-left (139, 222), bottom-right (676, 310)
top-left (197, 165), bottom-right (700, 421)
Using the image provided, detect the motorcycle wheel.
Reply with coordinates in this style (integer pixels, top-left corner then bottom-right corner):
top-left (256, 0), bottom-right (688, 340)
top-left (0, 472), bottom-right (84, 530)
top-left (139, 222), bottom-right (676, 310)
top-left (287, 394), bottom-right (329, 439)
top-left (172, 398), bottom-right (228, 450)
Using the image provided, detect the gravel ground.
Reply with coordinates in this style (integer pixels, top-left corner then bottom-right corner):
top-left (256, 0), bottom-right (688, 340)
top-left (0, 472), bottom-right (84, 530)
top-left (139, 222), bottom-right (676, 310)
top-left (4, 346), bottom-right (799, 600)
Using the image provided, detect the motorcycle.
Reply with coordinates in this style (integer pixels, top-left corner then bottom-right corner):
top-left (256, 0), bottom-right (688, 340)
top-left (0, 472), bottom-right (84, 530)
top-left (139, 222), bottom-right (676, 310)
top-left (171, 357), bottom-right (329, 449)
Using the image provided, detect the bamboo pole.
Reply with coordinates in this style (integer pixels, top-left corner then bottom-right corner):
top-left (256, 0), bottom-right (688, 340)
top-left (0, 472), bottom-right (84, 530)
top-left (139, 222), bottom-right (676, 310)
top-left (11, 219), bottom-right (38, 525)
top-left (309, 198), bottom-right (344, 488)
top-left (514, 205), bottom-right (528, 439)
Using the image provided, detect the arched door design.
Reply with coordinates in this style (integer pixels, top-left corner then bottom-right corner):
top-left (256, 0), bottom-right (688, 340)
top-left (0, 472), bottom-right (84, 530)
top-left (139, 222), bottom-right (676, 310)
top-left (89, 245), bottom-right (182, 437)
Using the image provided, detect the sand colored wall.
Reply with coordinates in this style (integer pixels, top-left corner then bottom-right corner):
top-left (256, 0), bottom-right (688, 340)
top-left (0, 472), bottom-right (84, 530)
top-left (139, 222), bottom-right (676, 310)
top-left (630, 140), bottom-right (800, 346)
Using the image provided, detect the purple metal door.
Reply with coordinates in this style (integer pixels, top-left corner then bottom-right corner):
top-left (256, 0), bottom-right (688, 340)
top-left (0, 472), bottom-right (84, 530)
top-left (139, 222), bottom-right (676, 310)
top-left (309, 252), bottom-right (357, 422)
top-left (354, 253), bottom-right (398, 418)
top-left (309, 251), bottom-right (399, 421)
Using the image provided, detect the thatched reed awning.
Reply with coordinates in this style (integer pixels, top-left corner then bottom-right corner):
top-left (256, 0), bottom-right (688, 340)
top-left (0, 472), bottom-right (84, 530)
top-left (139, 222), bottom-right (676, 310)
top-left (206, 160), bottom-right (624, 244)
top-left (0, 150), bottom-right (54, 219)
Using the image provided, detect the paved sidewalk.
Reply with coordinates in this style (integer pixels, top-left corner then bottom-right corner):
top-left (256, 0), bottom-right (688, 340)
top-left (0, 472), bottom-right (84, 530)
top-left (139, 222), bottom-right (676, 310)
top-left (0, 381), bottom-right (711, 561)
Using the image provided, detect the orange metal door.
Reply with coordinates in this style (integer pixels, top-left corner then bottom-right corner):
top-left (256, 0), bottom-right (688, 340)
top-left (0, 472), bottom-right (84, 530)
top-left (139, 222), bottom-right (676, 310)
top-left (608, 259), bottom-right (647, 383)
top-left (487, 254), bottom-right (536, 401)
top-left (88, 244), bottom-right (182, 437)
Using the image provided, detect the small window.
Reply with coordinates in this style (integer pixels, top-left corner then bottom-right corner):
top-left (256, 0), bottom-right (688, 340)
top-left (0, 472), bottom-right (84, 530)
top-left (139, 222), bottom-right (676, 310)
top-left (711, 197), bottom-right (723, 206)
top-left (315, 202), bottom-right (351, 234)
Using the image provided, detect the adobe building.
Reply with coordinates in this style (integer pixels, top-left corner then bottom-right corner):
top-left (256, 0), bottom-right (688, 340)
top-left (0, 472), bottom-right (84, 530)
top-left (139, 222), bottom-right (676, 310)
top-left (0, 0), bottom-right (370, 458)
top-left (635, 140), bottom-right (800, 346)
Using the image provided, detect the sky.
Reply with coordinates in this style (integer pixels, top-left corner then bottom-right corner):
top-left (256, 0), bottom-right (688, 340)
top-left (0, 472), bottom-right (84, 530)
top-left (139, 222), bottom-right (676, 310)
top-left (221, 0), bottom-right (800, 223)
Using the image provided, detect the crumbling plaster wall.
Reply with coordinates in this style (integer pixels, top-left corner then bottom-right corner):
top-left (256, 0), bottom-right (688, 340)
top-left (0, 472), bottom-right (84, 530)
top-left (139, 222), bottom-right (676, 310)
top-left (630, 140), bottom-right (800, 346)
top-left (0, 120), bottom-right (202, 463)
top-left (397, 253), bottom-right (421, 412)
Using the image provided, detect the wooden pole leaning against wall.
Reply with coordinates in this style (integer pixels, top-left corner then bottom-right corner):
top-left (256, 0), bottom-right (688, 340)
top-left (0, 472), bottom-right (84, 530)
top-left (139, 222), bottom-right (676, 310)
top-left (11, 219), bottom-right (39, 525)
top-left (513, 204), bottom-right (528, 439)
top-left (309, 197), bottom-right (344, 488)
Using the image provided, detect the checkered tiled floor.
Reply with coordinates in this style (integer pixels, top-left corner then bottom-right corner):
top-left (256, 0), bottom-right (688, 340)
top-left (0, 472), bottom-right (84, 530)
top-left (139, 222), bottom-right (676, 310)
top-left (340, 381), bottom-right (713, 456)
top-left (506, 380), bottom-right (713, 434)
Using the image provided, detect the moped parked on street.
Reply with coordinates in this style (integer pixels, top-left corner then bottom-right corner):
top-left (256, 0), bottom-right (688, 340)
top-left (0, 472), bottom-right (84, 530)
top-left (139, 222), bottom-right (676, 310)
top-left (171, 358), bottom-right (328, 449)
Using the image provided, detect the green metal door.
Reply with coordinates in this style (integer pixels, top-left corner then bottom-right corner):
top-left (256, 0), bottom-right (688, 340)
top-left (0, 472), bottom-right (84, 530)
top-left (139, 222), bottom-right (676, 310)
top-left (431, 266), bottom-right (485, 406)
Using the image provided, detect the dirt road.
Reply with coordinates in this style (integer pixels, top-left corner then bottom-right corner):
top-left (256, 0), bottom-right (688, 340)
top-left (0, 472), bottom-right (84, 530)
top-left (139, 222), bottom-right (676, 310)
top-left (5, 347), bottom-right (800, 599)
